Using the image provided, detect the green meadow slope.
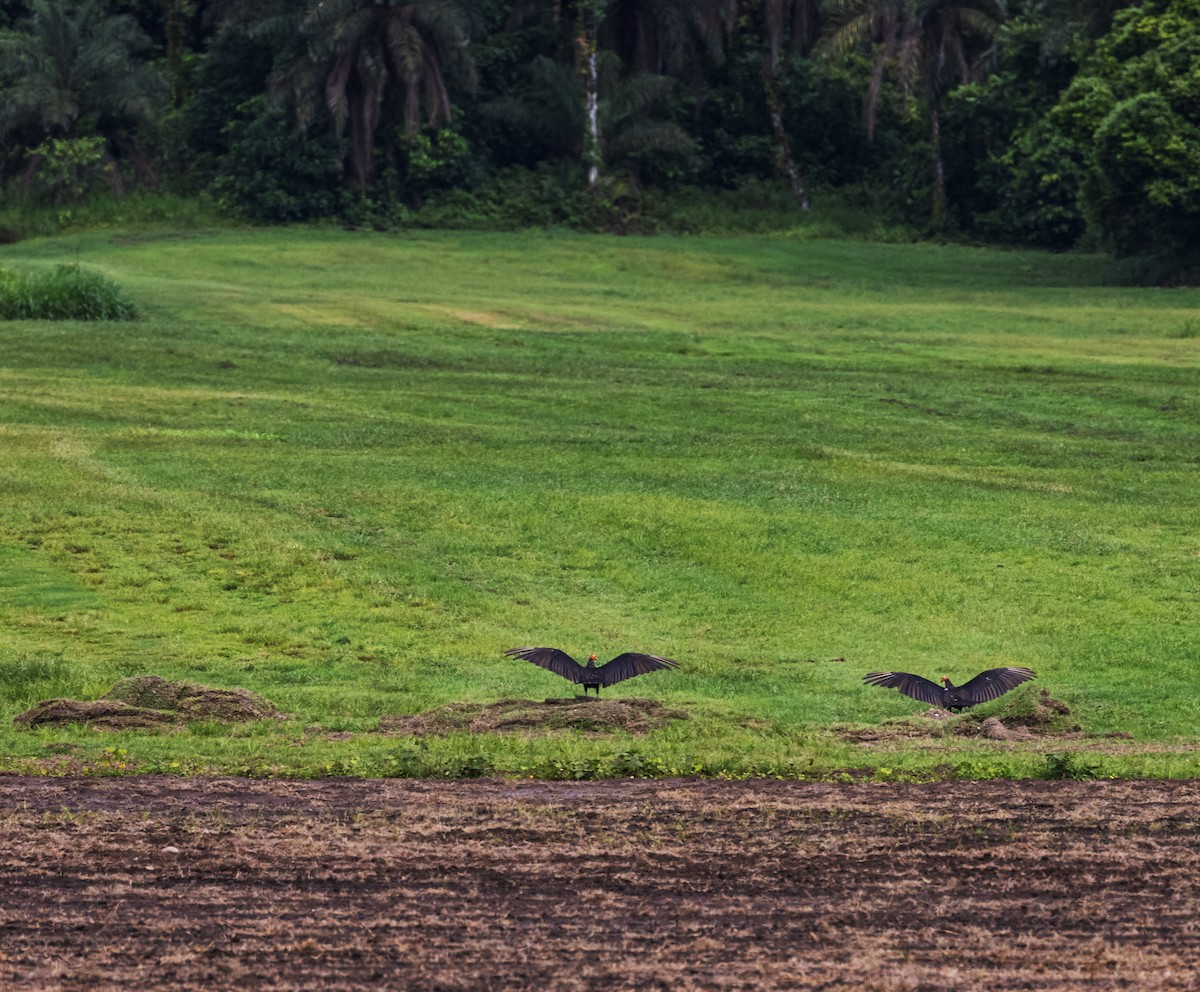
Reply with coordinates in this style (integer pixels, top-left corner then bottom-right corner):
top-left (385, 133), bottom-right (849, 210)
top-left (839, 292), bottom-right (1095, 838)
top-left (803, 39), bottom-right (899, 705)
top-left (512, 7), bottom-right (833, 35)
top-left (1, 228), bottom-right (1198, 778)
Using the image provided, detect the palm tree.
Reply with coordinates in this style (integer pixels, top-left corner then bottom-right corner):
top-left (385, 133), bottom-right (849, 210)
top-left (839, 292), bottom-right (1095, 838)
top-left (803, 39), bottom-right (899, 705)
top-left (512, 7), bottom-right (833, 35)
top-left (516, 0), bottom-right (710, 187)
top-left (690, 0), bottom-right (818, 208)
top-left (823, 0), bottom-right (1005, 226)
top-left (163, 0), bottom-right (193, 108)
top-left (0, 0), bottom-right (164, 147)
top-left (759, 0), bottom-right (821, 208)
top-left (265, 0), bottom-right (477, 186)
top-left (573, 0), bottom-right (605, 185)
top-left (486, 50), bottom-right (697, 184)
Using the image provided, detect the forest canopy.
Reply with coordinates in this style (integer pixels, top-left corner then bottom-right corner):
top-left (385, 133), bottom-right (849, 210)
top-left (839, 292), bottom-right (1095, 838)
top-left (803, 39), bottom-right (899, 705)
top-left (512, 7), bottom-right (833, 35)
top-left (0, 0), bottom-right (1197, 279)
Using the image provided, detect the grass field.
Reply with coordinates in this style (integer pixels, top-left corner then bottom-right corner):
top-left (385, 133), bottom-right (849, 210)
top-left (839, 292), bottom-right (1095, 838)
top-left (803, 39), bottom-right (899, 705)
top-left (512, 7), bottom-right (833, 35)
top-left (1, 226), bottom-right (1198, 779)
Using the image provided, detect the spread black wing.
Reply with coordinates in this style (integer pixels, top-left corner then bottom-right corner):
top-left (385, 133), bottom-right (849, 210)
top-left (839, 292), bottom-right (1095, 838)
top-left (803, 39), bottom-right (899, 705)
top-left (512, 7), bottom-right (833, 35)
top-left (862, 671), bottom-right (946, 707)
top-left (504, 647), bottom-right (586, 684)
top-left (955, 667), bottom-right (1036, 704)
top-left (597, 652), bottom-right (680, 687)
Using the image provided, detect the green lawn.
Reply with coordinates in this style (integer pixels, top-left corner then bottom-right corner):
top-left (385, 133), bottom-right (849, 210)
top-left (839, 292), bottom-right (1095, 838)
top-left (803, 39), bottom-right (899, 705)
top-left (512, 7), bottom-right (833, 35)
top-left (1, 226), bottom-right (1198, 778)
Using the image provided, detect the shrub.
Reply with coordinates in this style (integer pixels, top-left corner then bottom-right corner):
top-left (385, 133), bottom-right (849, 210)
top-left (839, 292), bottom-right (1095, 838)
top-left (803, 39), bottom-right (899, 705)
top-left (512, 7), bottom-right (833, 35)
top-left (26, 136), bottom-right (117, 206)
top-left (413, 164), bottom-right (582, 230)
top-left (1052, 0), bottom-right (1200, 276)
top-left (0, 264), bottom-right (138, 320)
top-left (973, 120), bottom-right (1087, 250)
top-left (210, 98), bottom-right (344, 223)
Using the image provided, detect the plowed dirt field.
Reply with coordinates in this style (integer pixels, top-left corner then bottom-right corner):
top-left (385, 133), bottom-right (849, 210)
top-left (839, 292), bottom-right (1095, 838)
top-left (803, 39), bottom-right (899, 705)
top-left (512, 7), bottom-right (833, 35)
top-left (1, 776), bottom-right (1198, 991)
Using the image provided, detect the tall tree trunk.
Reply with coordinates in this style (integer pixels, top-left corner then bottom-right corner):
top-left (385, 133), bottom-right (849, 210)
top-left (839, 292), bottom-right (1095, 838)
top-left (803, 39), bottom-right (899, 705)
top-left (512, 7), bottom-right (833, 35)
top-left (349, 102), bottom-right (374, 186)
top-left (930, 103), bottom-right (947, 229)
top-left (576, 5), bottom-right (601, 188)
top-left (762, 62), bottom-right (809, 210)
top-left (585, 46), bottom-right (600, 186)
top-left (164, 0), bottom-right (187, 108)
top-left (99, 148), bottom-right (127, 199)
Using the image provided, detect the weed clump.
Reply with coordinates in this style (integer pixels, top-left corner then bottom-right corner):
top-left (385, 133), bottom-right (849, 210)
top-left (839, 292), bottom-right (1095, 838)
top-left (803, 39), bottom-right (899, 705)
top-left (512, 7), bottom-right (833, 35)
top-left (1042, 752), bottom-right (1102, 780)
top-left (0, 263), bottom-right (137, 320)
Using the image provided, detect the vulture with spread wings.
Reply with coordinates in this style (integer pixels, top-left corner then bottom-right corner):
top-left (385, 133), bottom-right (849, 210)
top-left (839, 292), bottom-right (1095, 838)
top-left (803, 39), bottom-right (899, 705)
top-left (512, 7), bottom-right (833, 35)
top-left (863, 667), bottom-right (1036, 711)
top-left (505, 647), bottom-right (679, 695)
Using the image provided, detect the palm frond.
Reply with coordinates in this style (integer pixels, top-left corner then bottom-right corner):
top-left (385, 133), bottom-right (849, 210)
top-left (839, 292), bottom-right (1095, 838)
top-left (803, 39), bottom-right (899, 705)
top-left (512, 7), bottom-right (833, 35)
top-left (259, 0), bottom-right (476, 180)
top-left (609, 69), bottom-right (676, 114)
top-left (0, 0), bottom-right (164, 141)
top-left (421, 63), bottom-right (451, 127)
top-left (248, 9), bottom-right (306, 45)
top-left (605, 118), bottom-right (697, 158)
top-left (821, 12), bottom-right (882, 58)
top-left (957, 6), bottom-right (1004, 38)
top-left (269, 55), bottom-right (322, 128)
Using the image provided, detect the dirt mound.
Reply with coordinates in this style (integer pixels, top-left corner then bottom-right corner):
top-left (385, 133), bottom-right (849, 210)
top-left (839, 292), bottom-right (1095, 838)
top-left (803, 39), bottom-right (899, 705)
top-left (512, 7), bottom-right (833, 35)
top-left (13, 699), bottom-right (183, 731)
top-left (13, 676), bottom-right (277, 731)
top-left (104, 675), bottom-right (276, 721)
top-left (381, 697), bottom-right (689, 737)
top-left (838, 719), bottom-right (947, 745)
top-left (977, 716), bottom-right (1037, 740)
top-left (955, 688), bottom-right (1081, 737)
top-left (843, 688), bottom-right (1082, 745)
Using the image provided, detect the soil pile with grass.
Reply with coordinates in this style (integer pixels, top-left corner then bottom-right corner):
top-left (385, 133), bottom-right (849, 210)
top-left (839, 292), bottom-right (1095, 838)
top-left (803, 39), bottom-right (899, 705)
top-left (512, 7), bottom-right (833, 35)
top-left (843, 688), bottom-right (1081, 745)
top-left (381, 697), bottom-right (689, 737)
top-left (104, 675), bottom-right (276, 721)
top-left (955, 688), bottom-right (1081, 738)
top-left (13, 675), bottom-right (277, 731)
top-left (13, 699), bottom-right (183, 731)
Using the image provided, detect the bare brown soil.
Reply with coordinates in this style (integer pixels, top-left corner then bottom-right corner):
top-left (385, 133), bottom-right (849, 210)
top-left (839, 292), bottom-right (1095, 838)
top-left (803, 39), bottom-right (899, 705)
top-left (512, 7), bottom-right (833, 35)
top-left (2, 776), bottom-right (1199, 991)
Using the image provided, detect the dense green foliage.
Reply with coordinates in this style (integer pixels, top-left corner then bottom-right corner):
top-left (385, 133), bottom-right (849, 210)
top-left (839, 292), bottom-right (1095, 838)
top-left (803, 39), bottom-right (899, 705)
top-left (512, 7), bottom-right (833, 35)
top-left (0, 0), bottom-right (164, 188)
top-left (1054, 0), bottom-right (1200, 277)
top-left (0, 228), bottom-right (1197, 778)
top-left (0, 262), bottom-right (137, 319)
top-left (0, 0), bottom-right (1195, 277)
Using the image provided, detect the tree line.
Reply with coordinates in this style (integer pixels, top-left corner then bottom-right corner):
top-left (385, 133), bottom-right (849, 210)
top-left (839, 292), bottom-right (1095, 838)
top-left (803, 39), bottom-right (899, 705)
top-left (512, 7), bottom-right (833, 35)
top-left (0, 0), bottom-right (1197, 277)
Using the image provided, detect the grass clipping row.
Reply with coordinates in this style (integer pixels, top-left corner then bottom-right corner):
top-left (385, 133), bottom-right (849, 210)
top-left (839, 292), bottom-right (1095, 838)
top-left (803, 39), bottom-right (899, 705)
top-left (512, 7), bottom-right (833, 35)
top-left (381, 697), bottom-right (689, 737)
top-left (13, 675), bottom-right (276, 732)
top-left (14, 682), bottom-right (686, 738)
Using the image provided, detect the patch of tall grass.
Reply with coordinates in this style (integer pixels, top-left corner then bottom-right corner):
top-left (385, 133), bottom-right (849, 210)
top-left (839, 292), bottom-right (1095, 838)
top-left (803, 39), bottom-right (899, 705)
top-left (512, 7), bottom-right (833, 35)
top-left (0, 191), bottom-right (226, 243)
top-left (0, 263), bottom-right (137, 320)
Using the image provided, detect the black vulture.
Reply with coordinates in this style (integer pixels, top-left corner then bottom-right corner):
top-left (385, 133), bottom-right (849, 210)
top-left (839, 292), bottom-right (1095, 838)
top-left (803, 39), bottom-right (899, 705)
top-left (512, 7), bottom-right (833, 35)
top-left (863, 667), bottom-right (1036, 711)
top-left (505, 647), bottom-right (679, 695)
